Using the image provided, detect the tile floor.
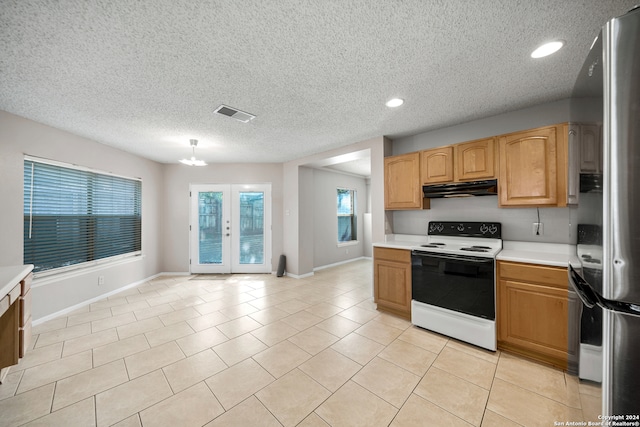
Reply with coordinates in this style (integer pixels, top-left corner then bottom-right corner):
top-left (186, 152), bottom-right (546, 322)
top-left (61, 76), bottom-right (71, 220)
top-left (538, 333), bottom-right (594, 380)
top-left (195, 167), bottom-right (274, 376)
top-left (0, 259), bottom-right (601, 427)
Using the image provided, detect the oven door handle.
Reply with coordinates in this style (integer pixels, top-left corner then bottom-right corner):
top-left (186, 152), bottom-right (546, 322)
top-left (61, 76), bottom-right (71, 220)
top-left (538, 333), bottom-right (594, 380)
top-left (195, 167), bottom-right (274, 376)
top-left (411, 251), bottom-right (493, 264)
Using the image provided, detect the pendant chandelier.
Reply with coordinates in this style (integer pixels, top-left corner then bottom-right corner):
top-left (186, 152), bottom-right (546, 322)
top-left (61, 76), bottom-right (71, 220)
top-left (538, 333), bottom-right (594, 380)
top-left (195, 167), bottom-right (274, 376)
top-left (179, 139), bottom-right (207, 166)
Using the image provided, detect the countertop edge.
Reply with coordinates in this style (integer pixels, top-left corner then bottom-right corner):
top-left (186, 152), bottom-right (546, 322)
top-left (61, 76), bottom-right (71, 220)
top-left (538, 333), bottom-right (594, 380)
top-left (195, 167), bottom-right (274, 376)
top-left (0, 265), bottom-right (34, 300)
top-left (374, 238), bottom-right (579, 267)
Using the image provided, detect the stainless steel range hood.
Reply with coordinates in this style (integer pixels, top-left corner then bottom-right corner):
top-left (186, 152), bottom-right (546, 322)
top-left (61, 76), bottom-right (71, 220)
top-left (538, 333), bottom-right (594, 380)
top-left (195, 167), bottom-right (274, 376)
top-left (422, 179), bottom-right (498, 198)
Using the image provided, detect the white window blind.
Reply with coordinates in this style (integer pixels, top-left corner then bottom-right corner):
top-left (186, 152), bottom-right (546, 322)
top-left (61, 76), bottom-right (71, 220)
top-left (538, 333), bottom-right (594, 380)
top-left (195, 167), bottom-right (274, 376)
top-left (23, 157), bottom-right (142, 274)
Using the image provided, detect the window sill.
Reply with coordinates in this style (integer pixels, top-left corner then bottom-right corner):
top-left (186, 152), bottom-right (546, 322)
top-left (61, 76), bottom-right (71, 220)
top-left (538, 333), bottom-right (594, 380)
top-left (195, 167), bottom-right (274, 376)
top-left (337, 241), bottom-right (359, 248)
top-left (32, 253), bottom-right (144, 288)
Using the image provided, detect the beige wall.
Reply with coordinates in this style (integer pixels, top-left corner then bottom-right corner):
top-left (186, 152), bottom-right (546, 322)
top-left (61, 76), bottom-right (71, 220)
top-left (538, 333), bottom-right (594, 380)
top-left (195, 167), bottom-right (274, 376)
top-left (160, 163), bottom-right (284, 273)
top-left (0, 111), bottom-right (164, 320)
top-left (0, 109), bottom-right (382, 318)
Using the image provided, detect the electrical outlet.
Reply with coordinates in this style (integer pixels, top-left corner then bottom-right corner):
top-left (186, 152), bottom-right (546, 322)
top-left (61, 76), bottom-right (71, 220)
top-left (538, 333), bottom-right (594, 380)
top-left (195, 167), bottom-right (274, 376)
top-left (532, 222), bottom-right (544, 236)
top-left (98, 275), bottom-right (105, 285)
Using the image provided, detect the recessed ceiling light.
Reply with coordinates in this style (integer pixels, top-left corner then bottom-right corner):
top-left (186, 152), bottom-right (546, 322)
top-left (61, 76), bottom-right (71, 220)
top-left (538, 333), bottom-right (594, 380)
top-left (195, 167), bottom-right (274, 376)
top-left (386, 98), bottom-right (404, 108)
top-left (531, 40), bottom-right (565, 58)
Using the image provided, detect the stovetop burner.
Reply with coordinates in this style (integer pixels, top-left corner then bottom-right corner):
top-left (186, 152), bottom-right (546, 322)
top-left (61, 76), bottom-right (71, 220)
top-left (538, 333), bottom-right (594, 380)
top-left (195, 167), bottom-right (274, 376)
top-left (581, 254), bottom-right (601, 264)
top-left (460, 247), bottom-right (489, 252)
top-left (421, 243), bottom-right (446, 248)
top-left (416, 221), bottom-right (503, 258)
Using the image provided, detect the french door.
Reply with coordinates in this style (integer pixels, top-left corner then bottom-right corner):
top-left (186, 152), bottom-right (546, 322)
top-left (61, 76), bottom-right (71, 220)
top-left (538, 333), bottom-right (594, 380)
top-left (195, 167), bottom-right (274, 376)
top-left (190, 184), bottom-right (271, 273)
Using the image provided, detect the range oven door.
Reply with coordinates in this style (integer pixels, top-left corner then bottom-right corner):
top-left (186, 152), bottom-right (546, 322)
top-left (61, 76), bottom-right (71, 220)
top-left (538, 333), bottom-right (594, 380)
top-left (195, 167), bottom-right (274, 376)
top-left (411, 250), bottom-right (495, 320)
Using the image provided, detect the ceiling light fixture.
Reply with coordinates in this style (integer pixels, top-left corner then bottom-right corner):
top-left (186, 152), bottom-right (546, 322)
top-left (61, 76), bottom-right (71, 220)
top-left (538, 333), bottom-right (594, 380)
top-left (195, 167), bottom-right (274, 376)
top-left (386, 98), bottom-right (404, 108)
top-left (179, 139), bottom-right (207, 166)
top-left (531, 40), bottom-right (565, 58)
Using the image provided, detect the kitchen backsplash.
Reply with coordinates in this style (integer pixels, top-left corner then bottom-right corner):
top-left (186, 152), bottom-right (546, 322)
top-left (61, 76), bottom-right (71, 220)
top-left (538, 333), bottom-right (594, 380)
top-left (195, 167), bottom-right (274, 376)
top-left (390, 195), bottom-right (582, 244)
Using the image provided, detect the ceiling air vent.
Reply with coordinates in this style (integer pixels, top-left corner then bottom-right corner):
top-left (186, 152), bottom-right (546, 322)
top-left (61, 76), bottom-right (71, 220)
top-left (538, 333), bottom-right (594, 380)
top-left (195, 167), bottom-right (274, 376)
top-left (214, 104), bottom-right (256, 123)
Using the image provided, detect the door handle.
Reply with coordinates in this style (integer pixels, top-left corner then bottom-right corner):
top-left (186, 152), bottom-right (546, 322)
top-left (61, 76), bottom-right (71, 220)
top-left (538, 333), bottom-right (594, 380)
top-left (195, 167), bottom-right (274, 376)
top-left (568, 265), bottom-right (598, 308)
top-left (569, 265), bottom-right (640, 316)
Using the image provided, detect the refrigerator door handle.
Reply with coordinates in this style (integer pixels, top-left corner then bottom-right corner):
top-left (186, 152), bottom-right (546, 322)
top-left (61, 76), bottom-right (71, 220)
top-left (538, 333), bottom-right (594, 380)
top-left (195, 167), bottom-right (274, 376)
top-left (568, 265), bottom-right (598, 308)
top-left (569, 266), bottom-right (640, 317)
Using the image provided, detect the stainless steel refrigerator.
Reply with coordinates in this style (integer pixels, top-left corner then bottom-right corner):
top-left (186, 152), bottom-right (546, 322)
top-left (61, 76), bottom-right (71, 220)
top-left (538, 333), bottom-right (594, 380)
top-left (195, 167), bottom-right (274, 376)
top-left (569, 5), bottom-right (640, 415)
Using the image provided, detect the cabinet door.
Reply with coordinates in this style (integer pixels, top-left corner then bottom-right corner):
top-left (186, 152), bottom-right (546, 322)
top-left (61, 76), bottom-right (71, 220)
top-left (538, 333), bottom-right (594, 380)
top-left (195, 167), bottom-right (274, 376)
top-left (498, 279), bottom-right (569, 369)
top-left (374, 248), bottom-right (411, 317)
top-left (0, 301), bottom-right (20, 369)
top-left (384, 152), bottom-right (424, 209)
top-left (420, 146), bottom-right (453, 184)
top-left (498, 125), bottom-right (565, 207)
top-left (455, 137), bottom-right (496, 181)
top-left (374, 259), bottom-right (411, 316)
top-left (579, 124), bottom-right (601, 173)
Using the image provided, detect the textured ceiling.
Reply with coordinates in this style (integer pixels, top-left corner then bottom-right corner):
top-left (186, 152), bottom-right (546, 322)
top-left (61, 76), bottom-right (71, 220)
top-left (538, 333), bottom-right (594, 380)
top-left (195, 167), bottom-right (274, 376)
top-left (0, 1), bottom-right (637, 165)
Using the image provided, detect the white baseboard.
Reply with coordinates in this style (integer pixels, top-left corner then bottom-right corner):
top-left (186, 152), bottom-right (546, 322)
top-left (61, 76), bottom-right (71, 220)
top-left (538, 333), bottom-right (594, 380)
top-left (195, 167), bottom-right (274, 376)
top-left (285, 272), bottom-right (315, 279)
top-left (313, 256), bottom-right (367, 272)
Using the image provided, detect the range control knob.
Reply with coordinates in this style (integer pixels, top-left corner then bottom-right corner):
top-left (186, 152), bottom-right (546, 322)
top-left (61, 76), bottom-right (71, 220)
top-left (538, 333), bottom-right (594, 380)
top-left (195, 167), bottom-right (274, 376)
top-left (480, 224), bottom-right (489, 234)
top-left (457, 224), bottom-right (465, 232)
top-left (489, 225), bottom-right (498, 234)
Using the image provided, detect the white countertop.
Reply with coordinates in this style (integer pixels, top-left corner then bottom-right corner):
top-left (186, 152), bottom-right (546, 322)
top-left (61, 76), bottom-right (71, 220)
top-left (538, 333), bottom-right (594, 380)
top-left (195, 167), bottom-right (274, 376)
top-left (0, 265), bottom-right (34, 301)
top-left (374, 235), bottom-right (580, 268)
top-left (373, 234), bottom-right (430, 251)
top-left (497, 241), bottom-right (580, 268)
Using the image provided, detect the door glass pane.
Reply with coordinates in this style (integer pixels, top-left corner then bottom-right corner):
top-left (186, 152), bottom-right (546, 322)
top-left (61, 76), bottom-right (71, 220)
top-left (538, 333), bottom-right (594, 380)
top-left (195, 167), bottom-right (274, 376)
top-left (239, 192), bottom-right (264, 264)
top-left (199, 191), bottom-right (223, 264)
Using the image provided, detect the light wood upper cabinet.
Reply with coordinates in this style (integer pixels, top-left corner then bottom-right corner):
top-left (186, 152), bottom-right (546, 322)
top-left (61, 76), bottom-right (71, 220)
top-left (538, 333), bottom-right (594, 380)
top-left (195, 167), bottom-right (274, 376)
top-left (455, 137), bottom-right (496, 181)
top-left (384, 152), bottom-right (428, 210)
top-left (374, 247), bottom-right (411, 318)
top-left (498, 124), bottom-right (568, 207)
top-left (420, 139), bottom-right (495, 184)
top-left (497, 261), bottom-right (569, 370)
top-left (420, 146), bottom-right (453, 184)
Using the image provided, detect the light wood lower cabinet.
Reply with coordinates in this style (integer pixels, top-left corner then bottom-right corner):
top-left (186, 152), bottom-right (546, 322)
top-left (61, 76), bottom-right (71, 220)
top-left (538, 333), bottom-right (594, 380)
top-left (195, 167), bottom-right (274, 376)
top-left (0, 298), bottom-right (20, 370)
top-left (0, 270), bottom-right (33, 380)
top-left (374, 247), bottom-right (411, 318)
top-left (497, 261), bottom-right (569, 369)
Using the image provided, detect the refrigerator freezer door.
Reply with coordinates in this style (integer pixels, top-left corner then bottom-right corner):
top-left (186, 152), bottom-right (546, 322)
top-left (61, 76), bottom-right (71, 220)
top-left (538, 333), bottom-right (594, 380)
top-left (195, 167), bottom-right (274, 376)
top-left (605, 309), bottom-right (640, 414)
top-left (606, 7), bottom-right (640, 304)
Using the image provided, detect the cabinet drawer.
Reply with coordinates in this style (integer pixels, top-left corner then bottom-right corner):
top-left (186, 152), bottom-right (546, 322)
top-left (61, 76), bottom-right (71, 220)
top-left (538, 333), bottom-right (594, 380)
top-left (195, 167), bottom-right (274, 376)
top-left (21, 273), bottom-right (33, 295)
top-left (20, 289), bottom-right (32, 327)
top-left (8, 284), bottom-right (21, 304)
top-left (20, 320), bottom-right (32, 358)
top-left (498, 261), bottom-right (567, 288)
top-left (0, 295), bottom-right (9, 317)
top-left (374, 247), bottom-right (410, 263)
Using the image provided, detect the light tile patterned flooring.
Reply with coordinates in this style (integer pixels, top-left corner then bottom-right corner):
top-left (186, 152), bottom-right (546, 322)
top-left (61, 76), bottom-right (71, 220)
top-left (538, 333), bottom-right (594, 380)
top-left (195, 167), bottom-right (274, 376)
top-left (0, 259), bottom-right (601, 427)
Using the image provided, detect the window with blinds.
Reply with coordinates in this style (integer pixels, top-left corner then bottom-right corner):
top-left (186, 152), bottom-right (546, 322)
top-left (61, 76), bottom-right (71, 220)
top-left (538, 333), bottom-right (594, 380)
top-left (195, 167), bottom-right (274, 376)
top-left (23, 157), bottom-right (142, 274)
top-left (337, 188), bottom-right (357, 243)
